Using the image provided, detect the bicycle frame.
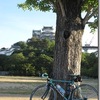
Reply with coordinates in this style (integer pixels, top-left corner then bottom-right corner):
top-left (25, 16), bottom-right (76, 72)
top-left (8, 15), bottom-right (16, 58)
top-left (30, 75), bottom-right (98, 100)
top-left (43, 78), bottom-right (77, 100)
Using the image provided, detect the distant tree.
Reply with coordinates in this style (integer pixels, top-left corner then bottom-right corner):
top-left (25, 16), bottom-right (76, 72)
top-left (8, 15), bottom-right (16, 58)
top-left (9, 53), bottom-right (26, 75)
top-left (43, 39), bottom-right (55, 57)
top-left (23, 38), bottom-right (54, 76)
top-left (0, 38), bottom-right (98, 78)
top-left (0, 38), bottom-right (54, 76)
top-left (0, 55), bottom-right (9, 71)
top-left (10, 53), bottom-right (26, 63)
top-left (13, 41), bottom-right (27, 50)
top-left (26, 37), bottom-right (55, 56)
top-left (34, 54), bottom-right (53, 76)
top-left (21, 63), bottom-right (35, 76)
top-left (81, 52), bottom-right (98, 78)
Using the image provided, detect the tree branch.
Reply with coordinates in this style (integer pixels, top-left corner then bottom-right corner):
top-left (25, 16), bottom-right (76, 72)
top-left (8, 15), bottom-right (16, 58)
top-left (86, 22), bottom-right (94, 24)
top-left (49, 0), bottom-right (56, 6)
top-left (83, 5), bottom-right (92, 25)
top-left (88, 8), bottom-right (98, 20)
top-left (83, 6), bottom-right (98, 25)
top-left (58, 0), bottom-right (66, 18)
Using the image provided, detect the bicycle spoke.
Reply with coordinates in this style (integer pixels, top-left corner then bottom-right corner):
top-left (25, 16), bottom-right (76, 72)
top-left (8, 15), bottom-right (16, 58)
top-left (72, 84), bottom-right (98, 100)
top-left (30, 84), bottom-right (56, 100)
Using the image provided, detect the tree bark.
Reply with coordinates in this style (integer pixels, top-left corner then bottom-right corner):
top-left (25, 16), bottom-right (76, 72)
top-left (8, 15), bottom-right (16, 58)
top-left (52, 0), bottom-right (85, 99)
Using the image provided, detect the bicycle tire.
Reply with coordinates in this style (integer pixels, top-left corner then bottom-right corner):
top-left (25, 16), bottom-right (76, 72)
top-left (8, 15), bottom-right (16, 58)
top-left (71, 84), bottom-right (98, 100)
top-left (30, 84), bottom-right (57, 100)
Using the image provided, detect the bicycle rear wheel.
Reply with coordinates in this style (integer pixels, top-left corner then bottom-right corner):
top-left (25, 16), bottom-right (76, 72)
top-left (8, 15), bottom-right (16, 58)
top-left (30, 84), bottom-right (57, 100)
top-left (71, 84), bottom-right (98, 100)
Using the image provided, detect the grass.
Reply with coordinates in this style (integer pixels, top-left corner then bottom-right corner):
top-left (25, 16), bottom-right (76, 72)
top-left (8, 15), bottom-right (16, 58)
top-left (82, 78), bottom-right (98, 90)
top-left (0, 76), bottom-right (46, 95)
top-left (0, 76), bottom-right (47, 100)
top-left (0, 76), bottom-right (98, 100)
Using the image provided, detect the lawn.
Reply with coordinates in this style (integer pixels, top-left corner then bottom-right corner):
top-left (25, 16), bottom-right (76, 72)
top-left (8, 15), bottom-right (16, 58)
top-left (0, 76), bottom-right (46, 100)
top-left (0, 76), bottom-right (98, 100)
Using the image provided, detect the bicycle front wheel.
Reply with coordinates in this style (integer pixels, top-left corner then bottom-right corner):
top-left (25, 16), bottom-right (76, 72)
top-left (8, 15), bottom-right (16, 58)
top-left (30, 84), bottom-right (57, 100)
top-left (71, 84), bottom-right (98, 100)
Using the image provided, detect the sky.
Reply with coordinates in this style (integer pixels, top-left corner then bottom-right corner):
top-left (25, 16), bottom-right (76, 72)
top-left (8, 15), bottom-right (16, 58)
top-left (0, 0), bottom-right (98, 49)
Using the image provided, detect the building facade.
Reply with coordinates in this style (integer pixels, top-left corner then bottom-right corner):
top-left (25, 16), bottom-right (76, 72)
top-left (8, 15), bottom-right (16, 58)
top-left (32, 26), bottom-right (55, 40)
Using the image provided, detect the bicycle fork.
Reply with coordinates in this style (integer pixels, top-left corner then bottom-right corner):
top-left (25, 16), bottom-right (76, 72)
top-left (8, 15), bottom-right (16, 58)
top-left (41, 84), bottom-right (50, 100)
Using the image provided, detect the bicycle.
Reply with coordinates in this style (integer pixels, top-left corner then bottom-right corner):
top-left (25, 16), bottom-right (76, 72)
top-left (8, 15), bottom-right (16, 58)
top-left (30, 74), bottom-right (98, 100)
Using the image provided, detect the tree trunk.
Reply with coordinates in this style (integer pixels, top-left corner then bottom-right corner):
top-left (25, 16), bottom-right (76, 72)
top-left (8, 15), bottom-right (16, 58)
top-left (52, 0), bottom-right (85, 99)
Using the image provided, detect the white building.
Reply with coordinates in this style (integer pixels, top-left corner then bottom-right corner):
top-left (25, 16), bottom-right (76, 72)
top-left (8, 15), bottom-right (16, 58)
top-left (0, 46), bottom-right (20, 56)
top-left (32, 26), bottom-right (55, 40)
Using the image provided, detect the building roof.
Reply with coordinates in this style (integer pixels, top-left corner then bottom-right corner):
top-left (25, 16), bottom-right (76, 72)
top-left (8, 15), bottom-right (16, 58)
top-left (33, 30), bottom-right (41, 34)
top-left (42, 26), bottom-right (53, 31)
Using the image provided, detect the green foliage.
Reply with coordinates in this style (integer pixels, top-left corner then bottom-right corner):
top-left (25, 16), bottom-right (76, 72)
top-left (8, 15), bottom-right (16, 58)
top-left (82, 0), bottom-right (98, 11)
top-left (81, 52), bottom-right (98, 78)
top-left (10, 53), bottom-right (26, 63)
top-left (18, 0), bottom-right (56, 12)
top-left (88, 19), bottom-right (98, 33)
top-left (82, 0), bottom-right (98, 32)
top-left (0, 38), bottom-right (98, 78)
top-left (0, 37), bottom-right (54, 76)
top-left (34, 54), bottom-right (53, 75)
top-left (0, 55), bottom-right (9, 71)
top-left (25, 38), bottom-right (54, 76)
top-left (13, 41), bottom-right (27, 50)
top-left (21, 63), bottom-right (35, 76)
top-left (18, 0), bottom-right (98, 32)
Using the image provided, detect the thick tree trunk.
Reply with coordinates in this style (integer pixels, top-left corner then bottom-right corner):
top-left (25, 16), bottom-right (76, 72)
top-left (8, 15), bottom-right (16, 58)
top-left (52, 0), bottom-right (85, 99)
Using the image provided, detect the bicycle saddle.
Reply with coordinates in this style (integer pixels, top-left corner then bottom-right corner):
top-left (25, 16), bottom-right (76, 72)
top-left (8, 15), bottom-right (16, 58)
top-left (69, 74), bottom-right (82, 82)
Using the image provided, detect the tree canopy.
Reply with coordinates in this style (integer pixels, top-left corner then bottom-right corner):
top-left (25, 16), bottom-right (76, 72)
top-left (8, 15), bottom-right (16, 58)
top-left (18, 0), bottom-right (98, 32)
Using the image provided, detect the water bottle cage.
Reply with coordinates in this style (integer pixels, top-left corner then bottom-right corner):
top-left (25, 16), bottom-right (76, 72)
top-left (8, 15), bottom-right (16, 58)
top-left (56, 84), bottom-right (65, 95)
